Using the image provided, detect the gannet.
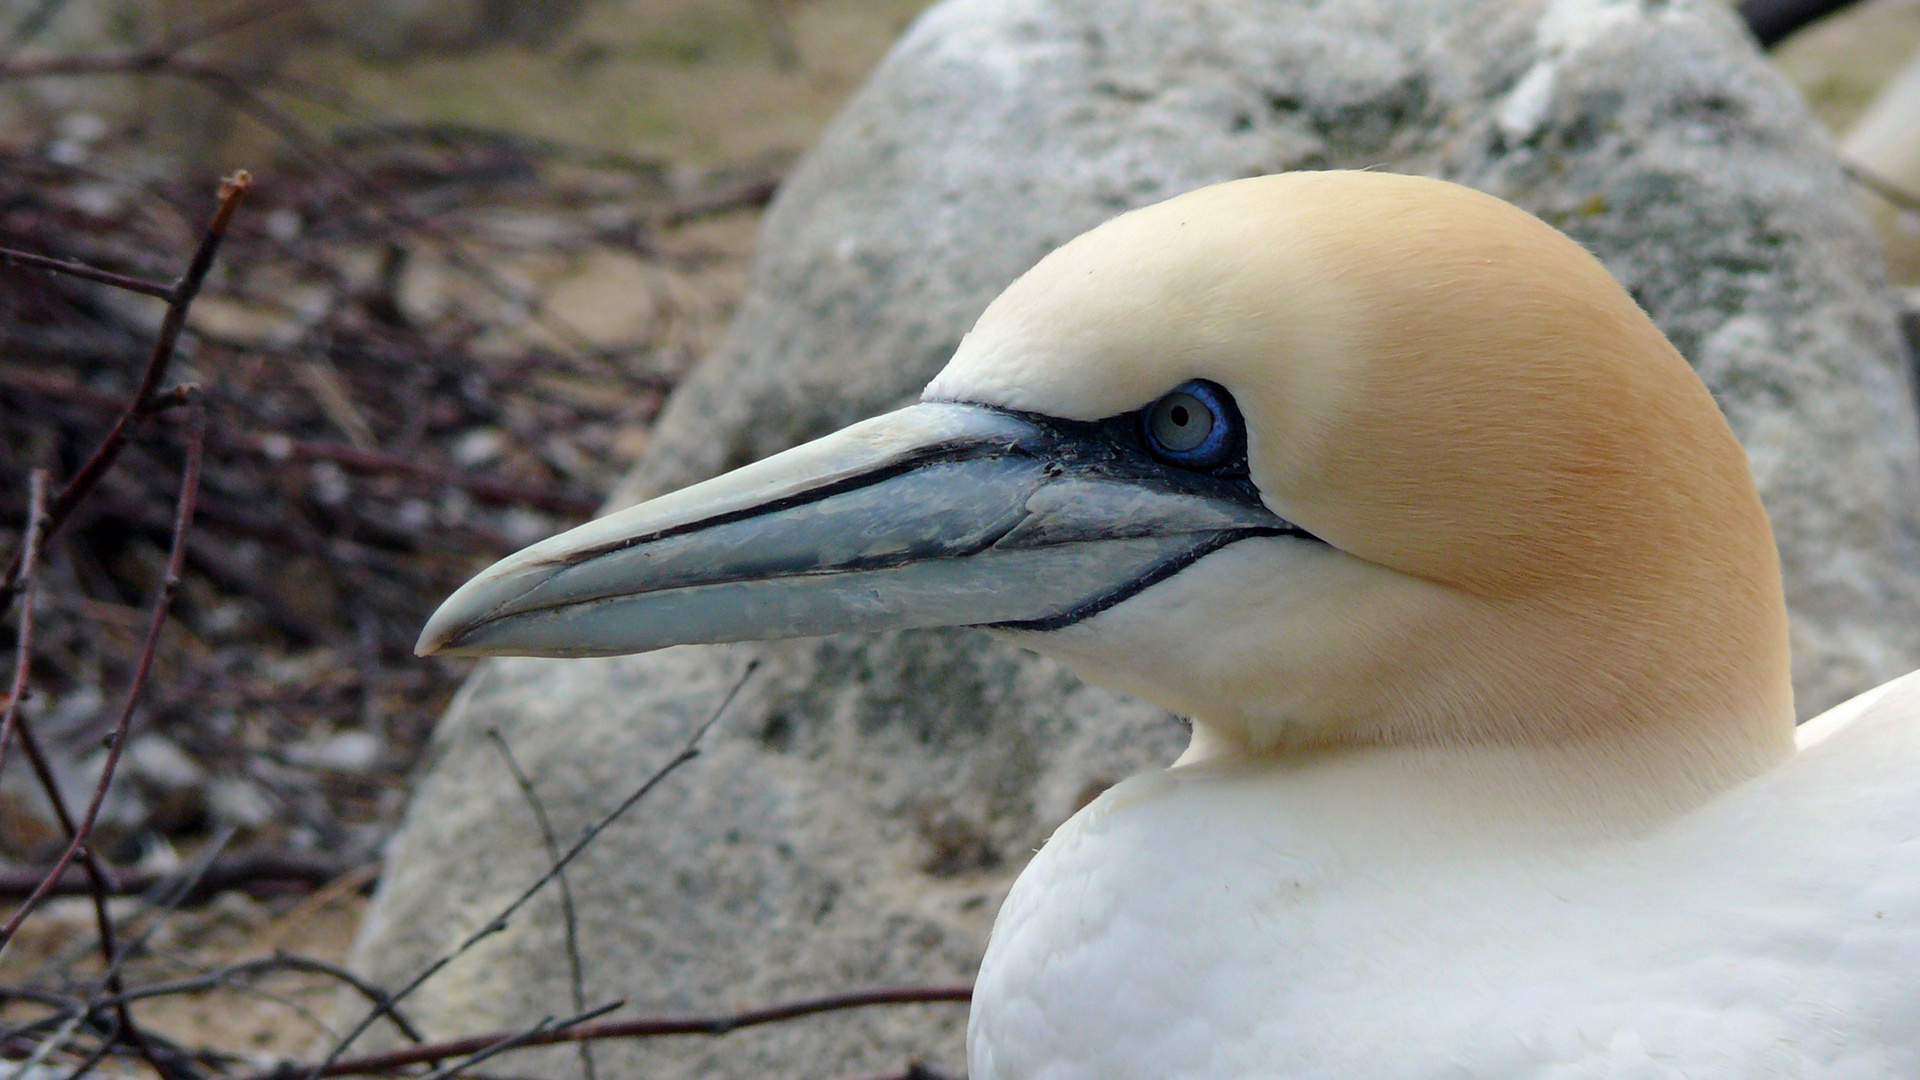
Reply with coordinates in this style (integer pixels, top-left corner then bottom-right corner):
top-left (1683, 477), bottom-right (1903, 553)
top-left (418, 172), bottom-right (1920, 1078)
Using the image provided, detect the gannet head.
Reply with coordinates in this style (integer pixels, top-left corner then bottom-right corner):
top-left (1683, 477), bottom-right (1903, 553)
top-left (419, 172), bottom-right (1793, 785)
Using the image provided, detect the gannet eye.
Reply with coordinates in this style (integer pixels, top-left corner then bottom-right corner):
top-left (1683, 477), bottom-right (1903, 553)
top-left (1142, 380), bottom-right (1237, 469)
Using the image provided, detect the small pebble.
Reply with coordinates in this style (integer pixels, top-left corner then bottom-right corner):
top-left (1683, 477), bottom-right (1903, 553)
top-left (310, 731), bottom-right (382, 774)
top-left (208, 778), bottom-right (277, 829)
top-left (128, 735), bottom-right (207, 792)
top-left (452, 427), bottom-right (508, 468)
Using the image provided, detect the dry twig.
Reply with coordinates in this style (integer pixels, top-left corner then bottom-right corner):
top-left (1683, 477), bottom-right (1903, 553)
top-left (0, 470), bottom-right (49, 779)
top-left (0, 404), bottom-right (210, 1080)
top-left (0, 246), bottom-right (174, 299)
top-left (0, 176), bottom-right (247, 1072)
top-left (1843, 160), bottom-right (1920, 215)
top-left (304, 661), bottom-right (759, 1079)
top-left (0, 33), bottom-right (943, 1080)
top-left (0, 365), bottom-right (600, 515)
top-left (0, 399), bottom-right (206, 946)
top-left (46, 952), bottom-right (428, 1045)
top-left (411, 1001), bottom-right (623, 1080)
top-left (486, 729), bottom-right (598, 1080)
top-left (240, 984), bottom-right (972, 1080)
top-left (0, 848), bottom-right (363, 903)
top-left (0, 171), bottom-right (249, 597)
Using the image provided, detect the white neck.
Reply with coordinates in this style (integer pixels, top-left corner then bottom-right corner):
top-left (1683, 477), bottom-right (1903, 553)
top-left (1175, 702), bottom-right (1792, 848)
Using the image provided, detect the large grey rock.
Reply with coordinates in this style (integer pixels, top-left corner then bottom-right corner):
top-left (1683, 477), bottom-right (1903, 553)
top-left (350, 1), bottom-right (1920, 1076)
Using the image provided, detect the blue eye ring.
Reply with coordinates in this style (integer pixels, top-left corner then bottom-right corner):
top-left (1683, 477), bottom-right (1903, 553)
top-left (1140, 379), bottom-right (1238, 469)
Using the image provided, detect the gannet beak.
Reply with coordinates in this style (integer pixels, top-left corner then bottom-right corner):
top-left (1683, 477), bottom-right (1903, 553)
top-left (417, 400), bottom-right (1303, 658)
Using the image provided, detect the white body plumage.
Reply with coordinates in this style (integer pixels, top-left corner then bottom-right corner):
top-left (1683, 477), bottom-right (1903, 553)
top-left (973, 671), bottom-right (1920, 1079)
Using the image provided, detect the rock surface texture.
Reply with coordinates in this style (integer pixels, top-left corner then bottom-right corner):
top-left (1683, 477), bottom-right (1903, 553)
top-left (351, 1), bottom-right (1920, 1076)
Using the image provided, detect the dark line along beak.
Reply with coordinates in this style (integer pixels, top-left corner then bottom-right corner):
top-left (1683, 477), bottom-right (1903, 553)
top-left (416, 401), bottom-right (1310, 658)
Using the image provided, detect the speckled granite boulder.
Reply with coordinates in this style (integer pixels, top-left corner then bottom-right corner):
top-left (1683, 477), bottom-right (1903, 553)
top-left (348, 1), bottom-right (1920, 1076)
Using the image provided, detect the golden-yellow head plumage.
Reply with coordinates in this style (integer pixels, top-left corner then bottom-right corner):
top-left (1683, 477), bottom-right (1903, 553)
top-left (933, 172), bottom-right (1792, 791)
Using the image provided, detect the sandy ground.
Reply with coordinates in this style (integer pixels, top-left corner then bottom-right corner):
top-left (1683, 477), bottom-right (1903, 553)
top-left (3, 876), bottom-right (370, 1067)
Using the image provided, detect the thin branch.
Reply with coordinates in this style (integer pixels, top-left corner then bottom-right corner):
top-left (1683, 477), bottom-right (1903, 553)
top-left (1, 0), bottom-right (73, 58)
top-left (0, 835), bottom-right (243, 1077)
top-left (0, 245), bottom-right (176, 299)
top-left (1, 48), bottom-right (631, 372)
top-left (223, 431), bottom-right (599, 516)
top-left (0, 396), bottom-right (205, 945)
top-left (0, 709), bottom-right (155, 1078)
top-left (412, 1001), bottom-right (622, 1080)
top-left (185, 74), bottom-right (612, 369)
top-left (78, 881), bottom-right (187, 1080)
top-left (5, 703), bottom-right (83, 839)
top-left (0, 171), bottom-right (249, 598)
top-left (61, 1004), bottom-right (123, 1080)
top-left (0, 493), bottom-right (190, 1078)
top-left (66, 952), bottom-right (425, 1045)
top-left (0, 366), bottom-right (602, 517)
top-left (244, 983), bottom-right (972, 1080)
top-left (0, 470), bottom-right (49, 779)
top-left (216, 980), bottom-right (339, 1045)
top-left (1843, 160), bottom-right (1920, 215)
top-left (0, 403), bottom-right (208, 1080)
top-left (660, 171), bottom-right (782, 227)
top-left (94, 827), bottom-right (237, 992)
top-left (11, 1007), bottom-right (87, 1078)
top-left (0, 848), bottom-right (361, 903)
top-left (0, 704), bottom-right (128, 934)
top-left (486, 729), bottom-right (597, 1080)
top-left (303, 660), bottom-right (757, 1079)
top-left (265, 953), bottom-right (428, 1045)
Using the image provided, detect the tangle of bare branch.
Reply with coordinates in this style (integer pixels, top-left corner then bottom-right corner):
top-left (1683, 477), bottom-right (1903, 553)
top-left (0, 32), bottom-right (970, 1080)
top-left (238, 983), bottom-right (972, 1080)
top-left (0, 172), bottom-right (249, 1080)
top-left (0, 848), bottom-right (363, 902)
top-left (486, 728), bottom-right (599, 1080)
top-left (0, 363), bottom-right (602, 515)
top-left (303, 660), bottom-right (760, 1079)
top-left (0, 171), bottom-right (250, 597)
top-left (0, 398), bottom-right (206, 948)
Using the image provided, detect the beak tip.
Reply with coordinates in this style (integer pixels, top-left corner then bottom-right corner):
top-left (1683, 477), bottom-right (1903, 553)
top-left (416, 551), bottom-right (556, 658)
top-left (414, 620), bottom-right (454, 657)
top-left (416, 598), bottom-right (482, 658)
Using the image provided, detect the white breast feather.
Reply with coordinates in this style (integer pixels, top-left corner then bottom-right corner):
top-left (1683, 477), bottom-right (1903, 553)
top-left (969, 674), bottom-right (1920, 1079)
